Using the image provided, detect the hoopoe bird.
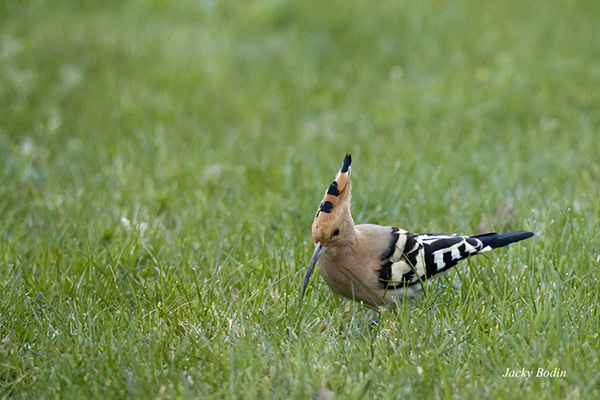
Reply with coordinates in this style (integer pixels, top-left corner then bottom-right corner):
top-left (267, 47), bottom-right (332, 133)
top-left (299, 154), bottom-right (533, 308)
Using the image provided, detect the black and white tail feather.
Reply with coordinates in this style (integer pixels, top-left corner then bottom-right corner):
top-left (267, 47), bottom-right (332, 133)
top-left (378, 229), bottom-right (533, 292)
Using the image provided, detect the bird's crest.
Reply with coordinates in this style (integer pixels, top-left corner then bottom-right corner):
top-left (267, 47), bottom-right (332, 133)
top-left (314, 154), bottom-right (352, 223)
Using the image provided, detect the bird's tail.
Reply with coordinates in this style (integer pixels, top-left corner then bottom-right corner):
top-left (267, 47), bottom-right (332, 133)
top-left (470, 230), bottom-right (534, 253)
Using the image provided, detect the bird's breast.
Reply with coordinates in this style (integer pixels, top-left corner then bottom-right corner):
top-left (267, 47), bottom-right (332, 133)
top-left (318, 249), bottom-right (386, 307)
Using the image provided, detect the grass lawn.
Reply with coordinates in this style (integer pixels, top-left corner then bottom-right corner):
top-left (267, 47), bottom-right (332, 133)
top-left (1, 0), bottom-right (599, 398)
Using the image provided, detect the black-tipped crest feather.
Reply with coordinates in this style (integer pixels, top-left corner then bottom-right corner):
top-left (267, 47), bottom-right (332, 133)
top-left (326, 181), bottom-right (339, 196)
top-left (341, 154), bottom-right (351, 173)
top-left (314, 154), bottom-right (352, 220)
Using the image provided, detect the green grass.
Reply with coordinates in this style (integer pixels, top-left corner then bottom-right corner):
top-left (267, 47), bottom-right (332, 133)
top-left (1, 0), bottom-right (599, 398)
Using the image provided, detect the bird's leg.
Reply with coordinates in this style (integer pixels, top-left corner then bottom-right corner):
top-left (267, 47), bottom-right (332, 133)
top-left (368, 309), bottom-right (383, 329)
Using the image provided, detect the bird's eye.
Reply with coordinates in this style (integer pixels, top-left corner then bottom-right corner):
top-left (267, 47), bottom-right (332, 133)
top-left (333, 228), bottom-right (340, 236)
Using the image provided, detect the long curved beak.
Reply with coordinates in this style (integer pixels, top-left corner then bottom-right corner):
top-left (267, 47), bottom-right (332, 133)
top-left (298, 242), bottom-right (327, 307)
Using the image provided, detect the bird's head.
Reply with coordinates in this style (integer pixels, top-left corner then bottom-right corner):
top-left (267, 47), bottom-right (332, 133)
top-left (310, 153), bottom-right (354, 247)
top-left (300, 154), bottom-right (354, 306)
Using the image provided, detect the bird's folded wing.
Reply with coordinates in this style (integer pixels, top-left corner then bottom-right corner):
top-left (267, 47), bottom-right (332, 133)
top-left (377, 231), bottom-right (485, 290)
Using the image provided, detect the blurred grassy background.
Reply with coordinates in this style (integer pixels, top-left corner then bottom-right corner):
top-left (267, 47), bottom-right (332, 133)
top-left (1, 0), bottom-right (599, 398)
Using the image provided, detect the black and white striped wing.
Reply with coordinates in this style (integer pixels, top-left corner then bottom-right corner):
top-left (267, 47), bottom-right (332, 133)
top-left (378, 231), bottom-right (487, 290)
